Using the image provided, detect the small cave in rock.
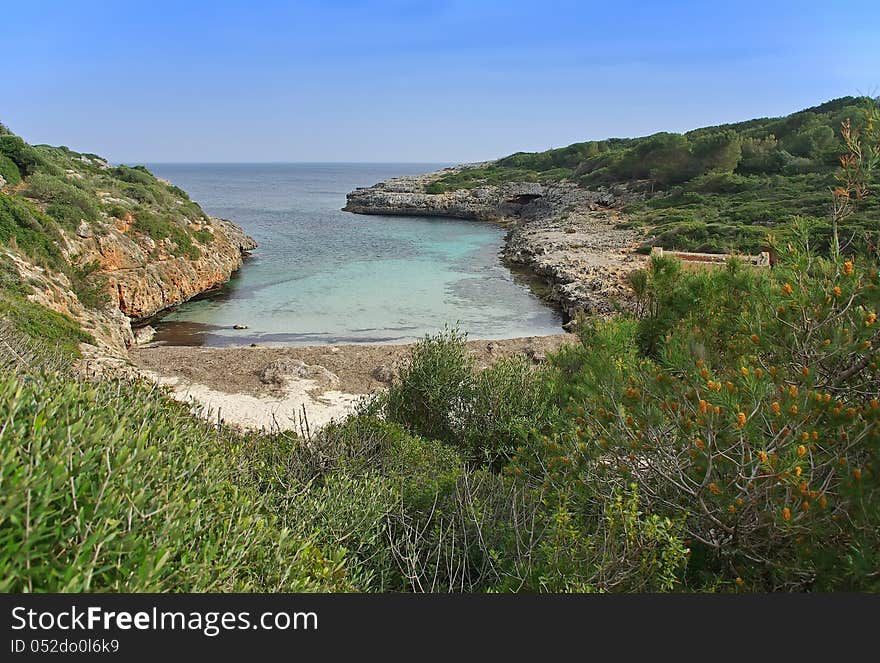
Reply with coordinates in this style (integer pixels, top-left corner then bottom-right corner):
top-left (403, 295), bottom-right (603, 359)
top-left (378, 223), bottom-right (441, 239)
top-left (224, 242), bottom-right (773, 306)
top-left (506, 193), bottom-right (543, 205)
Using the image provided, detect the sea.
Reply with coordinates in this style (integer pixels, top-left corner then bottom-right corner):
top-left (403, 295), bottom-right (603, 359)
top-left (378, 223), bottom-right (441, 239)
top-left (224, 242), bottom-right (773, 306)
top-left (144, 163), bottom-right (562, 346)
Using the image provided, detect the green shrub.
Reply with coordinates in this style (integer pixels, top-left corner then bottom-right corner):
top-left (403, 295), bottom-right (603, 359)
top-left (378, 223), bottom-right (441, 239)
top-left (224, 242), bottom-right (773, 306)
top-left (112, 164), bottom-right (155, 186)
top-left (0, 369), bottom-right (354, 592)
top-left (635, 254), bottom-right (762, 357)
top-left (192, 228), bottom-right (213, 244)
top-left (0, 293), bottom-right (92, 358)
top-left (0, 155), bottom-right (21, 186)
top-left (0, 256), bottom-right (28, 296)
top-left (234, 414), bottom-right (466, 591)
top-left (522, 245), bottom-right (880, 591)
top-left (0, 193), bottom-right (65, 271)
top-left (464, 356), bottom-right (552, 467)
top-left (133, 210), bottom-right (201, 260)
top-left (45, 203), bottom-right (87, 229)
top-left (168, 184), bottom-right (191, 200)
top-left (69, 260), bottom-right (109, 309)
top-left (0, 135), bottom-right (46, 176)
top-left (180, 200), bottom-right (209, 222)
top-left (123, 183), bottom-right (158, 205)
top-left (387, 328), bottom-right (475, 445)
top-left (105, 203), bottom-right (129, 219)
top-left (687, 171), bottom-right (752, 194)
top-left (24, 173), bottom-right (99, 225)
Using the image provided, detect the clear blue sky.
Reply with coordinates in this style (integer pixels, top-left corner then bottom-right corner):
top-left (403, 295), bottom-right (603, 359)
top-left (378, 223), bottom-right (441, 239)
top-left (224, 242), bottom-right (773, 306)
top-left (3, 0), bottom-right (878, 162)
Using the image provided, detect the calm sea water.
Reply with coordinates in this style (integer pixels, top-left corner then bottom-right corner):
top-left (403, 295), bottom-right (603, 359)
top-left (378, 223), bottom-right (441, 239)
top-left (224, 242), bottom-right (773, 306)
top-left (145, 163), bottom-right (562, 346)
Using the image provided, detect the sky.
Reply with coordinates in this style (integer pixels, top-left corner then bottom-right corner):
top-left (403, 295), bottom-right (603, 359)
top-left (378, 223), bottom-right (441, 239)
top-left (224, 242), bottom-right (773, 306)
top-left (2, 0), bottom-right (879, 163)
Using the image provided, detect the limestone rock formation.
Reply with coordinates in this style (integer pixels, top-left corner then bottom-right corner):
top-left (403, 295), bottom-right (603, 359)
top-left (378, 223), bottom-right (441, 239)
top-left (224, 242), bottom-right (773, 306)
top-left (73, 217), bottom-right (257, 321)
top-left (344, 167), bottom-right (647, 319)
top-left (3, 215), bottom-right (255, 355)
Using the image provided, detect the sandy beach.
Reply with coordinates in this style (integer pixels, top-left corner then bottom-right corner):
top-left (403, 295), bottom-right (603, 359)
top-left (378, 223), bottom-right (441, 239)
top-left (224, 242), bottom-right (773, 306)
top-left (132, 334), bottom-right (577, 432)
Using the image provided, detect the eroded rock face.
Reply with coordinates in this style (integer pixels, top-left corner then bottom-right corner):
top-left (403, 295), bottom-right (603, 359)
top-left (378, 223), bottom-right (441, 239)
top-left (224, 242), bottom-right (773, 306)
top-left (6, 251), bottom-right (136, 352)
top-left (503, 208), bottom-right (645, 318)
top-left (344, 169), bottom-right (634, 228)
top-left (344, 167), bottom-right (648, 318)
top-left (4, 216), bottom-right (256, 355)
top-left (133, 325), bottom-right (156, 345)
top-left (75, 217), bottom-right (257, 321)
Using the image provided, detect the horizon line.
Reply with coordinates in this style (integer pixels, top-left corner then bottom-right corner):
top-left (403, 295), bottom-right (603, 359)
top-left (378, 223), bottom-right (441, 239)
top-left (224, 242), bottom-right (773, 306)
top-left (125, 160), bottom-right (458, 166)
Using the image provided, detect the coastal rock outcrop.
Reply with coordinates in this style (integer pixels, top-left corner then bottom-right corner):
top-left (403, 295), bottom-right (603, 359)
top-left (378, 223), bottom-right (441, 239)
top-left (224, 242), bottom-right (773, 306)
top-left (81, 217), bottom-right (256, 321)
top-left (5, 215), bottom-right (256, 355)
top-left (0, 127), bottom-right (258, 359)
top-left (371, 364), bottom-right (396, 384)
top-left (344, 168), bottom-right (647, 319)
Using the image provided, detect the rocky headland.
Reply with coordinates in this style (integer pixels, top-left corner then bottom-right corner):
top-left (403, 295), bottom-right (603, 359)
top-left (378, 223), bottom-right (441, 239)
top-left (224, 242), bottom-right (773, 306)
top-left (344, 166), bottom-right (647, 319)
top-left (12, 212), bottom-right (256, 356)
top-left (0, 130), bottom-right (257, 359)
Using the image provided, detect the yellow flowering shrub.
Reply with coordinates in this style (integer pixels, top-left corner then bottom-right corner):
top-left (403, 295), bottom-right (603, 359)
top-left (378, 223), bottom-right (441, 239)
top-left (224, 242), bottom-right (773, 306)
top-left (527, 246), bottom-right (879, 590)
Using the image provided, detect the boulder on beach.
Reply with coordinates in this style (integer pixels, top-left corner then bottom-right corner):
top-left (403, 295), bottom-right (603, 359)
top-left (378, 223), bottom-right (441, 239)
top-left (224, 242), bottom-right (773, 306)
top-left (371, 364), bottom-right (396, 384)
top-left (133, 325), bottom-right (156, 345)
top-left (258, 359), bottom-right (339, 389)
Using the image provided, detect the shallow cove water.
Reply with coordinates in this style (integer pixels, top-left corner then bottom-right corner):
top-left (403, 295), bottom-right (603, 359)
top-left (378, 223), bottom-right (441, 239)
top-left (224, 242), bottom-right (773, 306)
top-left (145, 163), bottom-right (563, 346)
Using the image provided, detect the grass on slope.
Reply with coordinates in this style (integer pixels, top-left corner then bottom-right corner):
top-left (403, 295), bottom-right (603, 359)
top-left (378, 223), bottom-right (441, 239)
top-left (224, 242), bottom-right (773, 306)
top-left (0, 125), bottom-right (218, 317)
top-left (427, 97), bottom-right (880, 254)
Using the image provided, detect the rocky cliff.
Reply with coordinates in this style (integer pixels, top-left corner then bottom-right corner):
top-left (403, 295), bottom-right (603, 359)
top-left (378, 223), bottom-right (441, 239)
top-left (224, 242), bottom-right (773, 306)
top-left (80, 216), bottom-right (256, 322)
top-left (0, 128), bottom-right (256, 356)
top-left (345, 168), bottom-right (646, 319)
top-left (7, 213), bottom-right (255, 353)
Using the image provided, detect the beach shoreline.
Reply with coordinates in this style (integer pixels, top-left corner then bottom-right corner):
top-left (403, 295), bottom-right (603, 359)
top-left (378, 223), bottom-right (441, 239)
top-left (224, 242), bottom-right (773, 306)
top-left (131, 333), bottom-right (577, 432)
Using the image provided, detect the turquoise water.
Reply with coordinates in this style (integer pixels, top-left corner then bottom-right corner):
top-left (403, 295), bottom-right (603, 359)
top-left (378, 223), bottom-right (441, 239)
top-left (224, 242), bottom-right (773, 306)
top-left (146, 163), bottom-right (562, 346)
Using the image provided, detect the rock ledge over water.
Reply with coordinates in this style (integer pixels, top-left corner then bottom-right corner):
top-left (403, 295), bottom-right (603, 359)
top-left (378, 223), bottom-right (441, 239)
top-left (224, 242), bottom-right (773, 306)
top-left (344, 167), bottom-right (647, 319)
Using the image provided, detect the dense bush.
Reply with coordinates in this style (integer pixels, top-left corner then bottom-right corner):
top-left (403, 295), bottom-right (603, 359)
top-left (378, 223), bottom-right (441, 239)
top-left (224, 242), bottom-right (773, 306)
top-left (69, 260), bottom-right (109, 310)
top-left (192, 227), bottom-right (214, 244)
top-left (134, 209), bottom-right (201, 260)
top-left (0, 366), bottom-right (355, 592)
top-left (0, 192), bottom-right (65, 271)
top-left (387, 330), bottom-right (553, 467)
top-left (520, 245), bottom-right (880, 590)
top-left (387, 329), bottom-right (475, 445)
top-left (112, 164), bottom-right (156, 186)
top-left (0, 294), bottom-right (93, 359)
top-left (24, 173), bottom-right (99, 226)
top-left (0, 256), bottom-right (28, 296)
top-left (0, 155), bottom-right (21, 186)
top-left (0, 135), bottom-right (46, 176)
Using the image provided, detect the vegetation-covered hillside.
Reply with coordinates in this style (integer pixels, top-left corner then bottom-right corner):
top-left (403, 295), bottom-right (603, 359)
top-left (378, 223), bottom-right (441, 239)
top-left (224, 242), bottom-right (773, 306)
top-left (429, 97), bottom-right (880, 254)
top-left (0, 123), bottom-right (221, 354)
top-left (1, 100), bottom-right (878, 593)
top-left (4, 240), bottom-right (878, 591)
